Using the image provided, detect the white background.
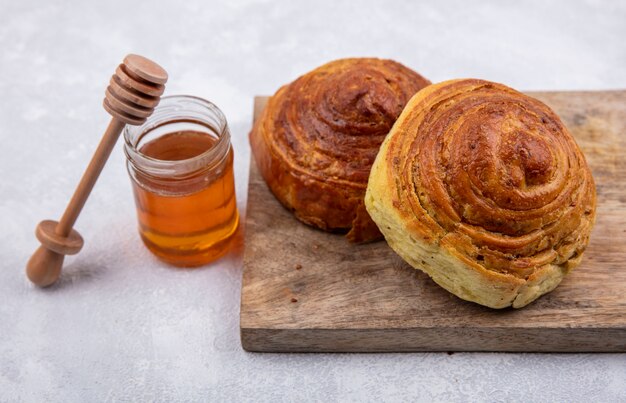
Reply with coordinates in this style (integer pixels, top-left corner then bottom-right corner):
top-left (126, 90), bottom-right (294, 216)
top-left (1, 0), bottom-right (625, 401)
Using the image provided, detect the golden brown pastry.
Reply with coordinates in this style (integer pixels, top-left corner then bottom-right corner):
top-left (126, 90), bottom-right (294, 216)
top-left (250, 58), bottom-right (430, 242)
top-left (365, 79), bottom-right (596, 308)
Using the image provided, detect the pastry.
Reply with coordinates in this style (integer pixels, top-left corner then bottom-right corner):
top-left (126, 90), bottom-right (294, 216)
top-left (250, 58), bottom-right (430, 242)
top-left (365, 79), bottom-right (596, 308)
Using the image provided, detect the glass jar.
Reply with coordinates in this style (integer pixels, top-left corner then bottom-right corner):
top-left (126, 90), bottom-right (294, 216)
top-left (124, 95), bottom-right (239, 267)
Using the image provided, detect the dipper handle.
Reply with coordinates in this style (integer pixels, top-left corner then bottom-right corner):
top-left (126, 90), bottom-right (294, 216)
top-left (26, 54), bottom-right (167, 287)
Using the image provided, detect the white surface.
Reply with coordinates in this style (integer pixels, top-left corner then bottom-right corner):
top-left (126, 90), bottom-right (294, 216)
top-left (1, 0), bottom-right (625, 401)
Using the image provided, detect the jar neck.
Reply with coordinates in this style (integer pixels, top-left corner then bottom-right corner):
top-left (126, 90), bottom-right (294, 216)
top-left (124, 95), bottom-right (231, 179)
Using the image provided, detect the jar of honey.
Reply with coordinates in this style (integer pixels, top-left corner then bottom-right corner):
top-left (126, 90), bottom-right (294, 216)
top-left (124, 95), bottom-right (239, 266)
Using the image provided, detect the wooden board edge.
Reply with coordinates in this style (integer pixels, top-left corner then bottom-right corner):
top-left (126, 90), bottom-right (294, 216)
top-left (241, 327), bottom-right (626, 353)
top-left (252, 91), bottom-right (626, 120)
top-left (253, 96), bottom-right (268, 122)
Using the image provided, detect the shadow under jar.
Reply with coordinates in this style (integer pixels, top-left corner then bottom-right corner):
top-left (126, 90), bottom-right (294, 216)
top-left (124, 96), bottom-right (239, 267)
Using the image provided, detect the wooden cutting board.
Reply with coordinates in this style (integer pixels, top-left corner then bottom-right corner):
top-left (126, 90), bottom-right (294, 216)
top-left (240, 90), bottom-right (626, 352)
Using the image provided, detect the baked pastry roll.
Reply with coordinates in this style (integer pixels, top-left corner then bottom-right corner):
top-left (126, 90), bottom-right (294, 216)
top-left (250, 58), bottom-right (430, 242)
top-left (366, 79), bottom-right (596, 308)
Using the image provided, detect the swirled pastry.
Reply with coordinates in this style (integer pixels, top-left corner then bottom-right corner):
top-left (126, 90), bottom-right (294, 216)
top-left (365, 79), bottom-right (596, 308)
top-left (250, 58), bottom-right (430, 242)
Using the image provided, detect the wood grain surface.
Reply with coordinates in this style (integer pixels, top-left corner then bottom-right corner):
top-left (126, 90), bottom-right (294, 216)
top-left (240, 91), bottom-right (626, 352)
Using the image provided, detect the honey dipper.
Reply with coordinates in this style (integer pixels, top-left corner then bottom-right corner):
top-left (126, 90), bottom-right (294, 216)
top-left (26, 54), bottom-right (168, 287)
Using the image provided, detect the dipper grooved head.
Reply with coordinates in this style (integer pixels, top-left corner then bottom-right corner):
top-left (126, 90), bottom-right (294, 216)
top-left (103, 54), bottom-right (168, 125)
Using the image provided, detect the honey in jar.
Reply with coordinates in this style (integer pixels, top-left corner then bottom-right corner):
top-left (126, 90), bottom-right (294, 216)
top-left (124, 96), bottom-right (239, 266)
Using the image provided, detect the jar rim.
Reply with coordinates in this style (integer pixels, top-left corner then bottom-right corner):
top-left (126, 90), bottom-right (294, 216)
top-left (124, 95), bottom-right (231, 178)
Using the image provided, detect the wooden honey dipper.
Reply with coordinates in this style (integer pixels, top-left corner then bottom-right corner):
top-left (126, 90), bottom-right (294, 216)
top-left (26, 54), bottom-right (168, 287)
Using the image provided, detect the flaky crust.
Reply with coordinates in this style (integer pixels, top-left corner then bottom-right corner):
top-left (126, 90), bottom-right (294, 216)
top-left (250, 58), bottom-right (430, 242)
top-left (365, 79), bottom-right (596, 308)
